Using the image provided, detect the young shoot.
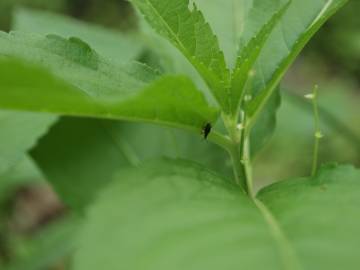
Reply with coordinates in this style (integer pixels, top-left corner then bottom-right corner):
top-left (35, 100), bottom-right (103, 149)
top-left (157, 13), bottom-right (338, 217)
top-left (305, 85), bottom-right (324, 177)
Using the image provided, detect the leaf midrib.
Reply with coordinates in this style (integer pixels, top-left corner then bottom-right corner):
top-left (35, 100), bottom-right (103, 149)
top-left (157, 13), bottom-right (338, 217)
top-left (141, 0), bottom-right (227, 100)
top-left (143, 0), bottom-right (197, 69)
top-left (254, 197), bottom-right (302, 270)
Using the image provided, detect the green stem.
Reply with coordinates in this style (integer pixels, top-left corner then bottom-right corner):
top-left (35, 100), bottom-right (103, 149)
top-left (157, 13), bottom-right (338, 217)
top-left (239, 113), bottom-right (254, 196)
top-left (308, 85), bottom-right (323, 177)
top-left (284, 90), bottom-right (360, 161)
top-left (312, 135), bottom-right (320, 177)
top-left (207, 130), bottom-right (233, 151)
top-left (228, 142), bottom-right (247, 193)
top-left (224, 111), bottom-right (256, 195)
top-left (221, 113), bottom-right (249, 193)
top-left (243, 136), bottom-right (254, 197)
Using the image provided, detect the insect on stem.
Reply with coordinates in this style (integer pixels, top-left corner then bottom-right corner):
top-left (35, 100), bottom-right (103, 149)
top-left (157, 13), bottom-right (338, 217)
top-left (202, 122), bottom-right (212, 140)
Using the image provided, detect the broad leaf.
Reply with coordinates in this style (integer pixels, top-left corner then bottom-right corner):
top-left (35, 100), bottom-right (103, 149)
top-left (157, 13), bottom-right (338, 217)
top-left (258, 164), bottom-right (360, 269)
top-left (130, 0), bottom-right (230, 110)
top-left (73, 160), bottom-right (360, 269)
top-left (31, 118), bottom-right (130, 212)
top-left (0, 32), bottom-right (219, 132)
top-left (13, 7), bottom-right (143, 64)
top-left (74, 159), bottom-right (283, 270)
top-left (0, 110), bottom-right (56, 175)
top-left (32, 119), bottom-right (232, 212)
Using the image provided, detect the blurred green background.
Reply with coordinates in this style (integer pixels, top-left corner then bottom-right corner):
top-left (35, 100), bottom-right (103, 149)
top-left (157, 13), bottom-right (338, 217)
top-left (0, 0), bottom-right (359, 269)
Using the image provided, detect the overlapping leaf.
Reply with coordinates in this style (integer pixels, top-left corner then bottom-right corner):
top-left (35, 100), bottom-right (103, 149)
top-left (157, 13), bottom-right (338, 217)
top-left (13, 7), bottom-right (142, 64)
top-left (73, 160), bottom-right (360, 270)
top-left (196, 0), bottom-right (348, 155)
top-left (74, 160), bottom-right (283, 270)
top-left (0, 32), bottom-right (219, 132)
top-left (245, 0), bottom-right (348, 126)
top-left (229, 1), bottom-right (290, 115)
top-left (31, 118), bottom-right (232, 213)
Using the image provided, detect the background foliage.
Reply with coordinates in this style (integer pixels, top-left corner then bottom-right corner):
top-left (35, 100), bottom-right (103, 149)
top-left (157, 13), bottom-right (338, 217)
top-left (0, 0), bottom-right (359, 269)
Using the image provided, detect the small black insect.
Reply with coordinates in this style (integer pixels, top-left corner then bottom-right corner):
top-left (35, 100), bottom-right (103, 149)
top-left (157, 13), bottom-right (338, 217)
top-left (202, 122), bottom-right (212, 139)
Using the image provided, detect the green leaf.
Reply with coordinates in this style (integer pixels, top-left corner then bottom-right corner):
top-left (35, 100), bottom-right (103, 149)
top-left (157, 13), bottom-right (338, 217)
top-left (31, 119), bottom-right (232, 213)
top-left (73, 161), bottom-right (360, 269)
top-left (191, 0), bottom-right (239, 68)
top-left (73, 159), bottom-right (283, 270)
top-left (31, 118), bottom-right (130, 212)
top-left (12, 7), bottom-right (143, 64)
top-left (130, 0), bottom-right (230, 110)
top-left (0, 32), bottom-right (219, 132)
top-left (258, 164), bottom-right (360, 269)
top-left (229, 1), bottom-right (290, 116)
top-left (195, 0), bottom-right (347, 154)
top-left (246, 0), bottom-right (348, 127)
top-left (250, 89), bottom-right (281, 155)
top-left (0, 110), bottom-right (56, 175)
top-left (245, 0), bottom-right (347, 155)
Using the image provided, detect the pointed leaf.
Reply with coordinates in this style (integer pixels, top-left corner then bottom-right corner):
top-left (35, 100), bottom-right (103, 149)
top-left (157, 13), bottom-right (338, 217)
top-left (229, 1), bottom-right (290, 115)
top-left (130, 0), bottom-right (230, 110)
top-left (246, 0), bottom-right (348, 126)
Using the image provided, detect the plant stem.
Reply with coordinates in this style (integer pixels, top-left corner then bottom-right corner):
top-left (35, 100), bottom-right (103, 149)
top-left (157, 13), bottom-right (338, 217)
top-left (242, 136), bottom-right (255, 197)
top-left (220, 112), bottom-right (254, 195)
top-left (207, 130), bottom-right (233, 150)
top-left (312, 136), bottom-right (320, 177)
top-left (228, 142), bottom-right (247, 192)
top-left (207, 129), bottom-right (247, 193)
top-left (238, 112), bottom-right (255, 197)
top-left (284, 90), bottom-right (360, 161)
top-left (307, 85), bottom-right (323, 177)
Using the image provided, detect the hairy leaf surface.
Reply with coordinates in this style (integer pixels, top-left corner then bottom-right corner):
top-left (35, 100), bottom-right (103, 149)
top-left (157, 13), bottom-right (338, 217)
top-left (0, 32), bottom-right (219, 132)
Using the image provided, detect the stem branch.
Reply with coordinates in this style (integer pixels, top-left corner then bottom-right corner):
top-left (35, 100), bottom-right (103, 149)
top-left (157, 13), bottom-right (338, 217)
top-left (306, 85), bottom-right (323, 177)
